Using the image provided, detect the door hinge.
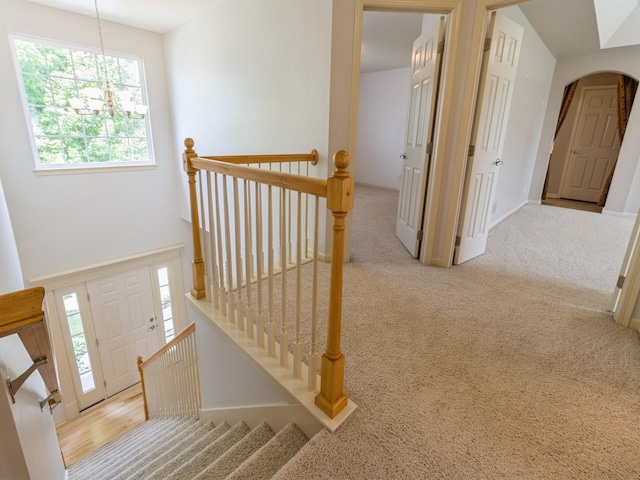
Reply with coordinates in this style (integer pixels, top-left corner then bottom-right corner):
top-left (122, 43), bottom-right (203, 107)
top-left (438, 40), bottom-right (445, 54)
top-left (468, 145), bottom-right (475, 157)
top-left (426, 143), bottom-right (433, 155)
top-left (417, 230), bottom-right (424, 241)
top-left (484, 38), bottom-right (491, 52)
top-left (617, 275), bottom-right (626, 289)
top-left (104, 380), bottom-right (107, 388)
top-left (96, 338), bottom-right (99, 347)
top-left (87, 293), bottom-right (90, 301)
top-left (455, 236), bottom-right (461, 246)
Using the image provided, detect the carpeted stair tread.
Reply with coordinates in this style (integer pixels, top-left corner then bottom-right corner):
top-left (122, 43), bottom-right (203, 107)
top-left (143, 422), bottom-right (232, 480)
top-left (112, 421), bottom-right (217, 480)
top-left (68, 417), bottom-right (189, 478)
top-left (69, 417), bottom-right (178, 471)
top-left (165, 421), bottom-right (252, 480)
top-left (226, 423), bottom-right (309, 480)
top-left (191, 422), bottom-right (275, 480)
top-left (72, 417), bottom-right (197, 480)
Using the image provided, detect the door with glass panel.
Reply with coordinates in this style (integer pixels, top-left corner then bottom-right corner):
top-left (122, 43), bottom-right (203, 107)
top-left (55, 284), bottom-right (106, 411)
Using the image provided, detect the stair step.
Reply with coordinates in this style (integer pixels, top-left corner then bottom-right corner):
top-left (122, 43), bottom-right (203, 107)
top-left (69, 417), bottom-right (179, 471)
top-left (226, 423), bottom-right (309, 480)
top-left (71, 417), bottom-right (197, 480)
top-left (144, 422), bottom-right (231, 480)
top-left (166, 421), bottom-right (251, 480)
top-left (192, 422), bottom-right (275, 480)
top-left (68, 417), bottom-right (310, 480)
top-left (68, 417), bottom-right (187, 478)
top-left (112, 421), bottom-right (216, 480)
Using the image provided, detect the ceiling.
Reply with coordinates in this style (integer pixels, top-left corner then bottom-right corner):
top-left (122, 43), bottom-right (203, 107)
top-left (27, 0), bottom-right (640, 72)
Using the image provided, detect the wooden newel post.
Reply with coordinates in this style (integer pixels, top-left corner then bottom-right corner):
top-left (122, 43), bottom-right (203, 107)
top-left (137, 356), bottom-right (149, 421)
top-left (315, 150), bottom-right (354, 419)
top-left (183, 138), bottom-right (206, 299)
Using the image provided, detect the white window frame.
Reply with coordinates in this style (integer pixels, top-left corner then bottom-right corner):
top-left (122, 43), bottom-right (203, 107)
top-left (9, 33), bottom-right (155, 174)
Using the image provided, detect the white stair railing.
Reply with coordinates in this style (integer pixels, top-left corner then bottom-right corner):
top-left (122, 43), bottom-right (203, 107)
top-left (137, 323), bottom-right (201, 419)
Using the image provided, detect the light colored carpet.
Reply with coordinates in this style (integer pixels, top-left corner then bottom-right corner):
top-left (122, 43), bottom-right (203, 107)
top-left (272, 184), bottom-right (640, 480)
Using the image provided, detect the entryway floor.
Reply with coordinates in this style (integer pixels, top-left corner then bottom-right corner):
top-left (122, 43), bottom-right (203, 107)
top-left (56, 383), bottom-right (145, 467)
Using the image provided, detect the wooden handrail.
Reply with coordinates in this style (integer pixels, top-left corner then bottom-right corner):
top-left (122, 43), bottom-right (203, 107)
top-left (191, 157), bottom-right (328, 197)
top-left (182, 138), bottom-right (353, 420)
top-left (139, 323), bottom-right (196, 369)
top-left (0, 287), bottom-right (45, 337)
top-left (200, 150), bottom-right (318, 165)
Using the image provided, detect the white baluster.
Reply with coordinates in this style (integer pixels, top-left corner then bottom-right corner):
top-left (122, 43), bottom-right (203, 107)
top-left (223, 176), bottom-right (235, 324)
top-left (214, 173), bottom-right (227, 314)
top-left (280, 187), bottom-right (288, 367)
top-left (244, 179), bottom-right (254, 339)
top-left (206, 172), bottom-right (219, 309)
top-left (294, 190), bottom-right (303, 378)
top-left (268, 185), bottom-right (276, 357)
top-left (233, 177), bottom-right (245, 332)
top-left (308, 195), bottom-right (320, 391)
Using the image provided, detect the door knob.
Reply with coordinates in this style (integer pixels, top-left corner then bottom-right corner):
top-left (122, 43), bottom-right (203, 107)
top-left (400, 153), bottom-right (407, 159)
top-left (494, 159), bottom-right (504, 166)
top-left (572, 150), bottom-right (582, 154)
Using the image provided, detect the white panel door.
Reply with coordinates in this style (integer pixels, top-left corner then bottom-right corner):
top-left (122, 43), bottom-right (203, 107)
top-left (395, 17), bottom-right (445, 257)
top-left (560, 86), bottom-right (620, 203)
top-left (454, 12), bottom-right (523, 265)
top-left (87, 267), bottom-right (159, 396)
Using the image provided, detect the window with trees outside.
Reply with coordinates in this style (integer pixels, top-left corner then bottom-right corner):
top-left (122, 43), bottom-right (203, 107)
top-left (11, 35), bottom-right (153, 171)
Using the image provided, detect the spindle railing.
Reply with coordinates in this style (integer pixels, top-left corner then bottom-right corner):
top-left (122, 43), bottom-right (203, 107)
top-left (137, 323), bottom-right (200, 419)
top-left (183, 138), bottom-right (354, 421)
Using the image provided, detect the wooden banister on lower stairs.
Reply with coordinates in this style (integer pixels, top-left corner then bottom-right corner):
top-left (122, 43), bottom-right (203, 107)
top-left (137, 323), bottom-right (201, 420)
top-left (182, 138), bottom-right (356, 424)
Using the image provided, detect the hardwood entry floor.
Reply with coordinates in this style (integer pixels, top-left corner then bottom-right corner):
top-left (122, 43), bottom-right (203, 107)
top-left (56, 383), bottom-right (145, 467)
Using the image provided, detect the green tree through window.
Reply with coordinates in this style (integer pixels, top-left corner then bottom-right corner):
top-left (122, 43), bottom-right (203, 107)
top-left (12, 36), bottom-right (152, 169)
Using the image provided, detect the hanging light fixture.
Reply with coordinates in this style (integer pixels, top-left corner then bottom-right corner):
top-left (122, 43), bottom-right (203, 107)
top-left (69, 0), bottom-right (148, 119)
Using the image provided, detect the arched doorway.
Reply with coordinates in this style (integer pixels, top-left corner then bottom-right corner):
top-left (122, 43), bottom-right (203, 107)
top-left (541, 72), bottom-right (638, 213)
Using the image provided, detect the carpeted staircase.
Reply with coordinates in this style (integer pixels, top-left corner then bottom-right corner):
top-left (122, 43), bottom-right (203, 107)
top-left (68, 417), bottom-right (309, 480)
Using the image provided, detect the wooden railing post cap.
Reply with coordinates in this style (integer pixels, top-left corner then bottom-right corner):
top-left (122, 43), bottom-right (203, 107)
top-left (333, 150), bottom-right (350, 175)
top-left (183, 138), bottom-right (197, 174)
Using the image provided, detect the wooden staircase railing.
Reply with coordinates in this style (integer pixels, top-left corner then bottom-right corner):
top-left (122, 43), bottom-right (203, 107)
top-left (182, 138), bottom-right (354, 421)
top-left (0, 287), bottom-right (60, 409)
top-left (137, 323), bottom-right (201, 420)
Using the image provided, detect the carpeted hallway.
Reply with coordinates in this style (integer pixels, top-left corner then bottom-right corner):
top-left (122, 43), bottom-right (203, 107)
top-left (274, 184), bottom-right (640, 479)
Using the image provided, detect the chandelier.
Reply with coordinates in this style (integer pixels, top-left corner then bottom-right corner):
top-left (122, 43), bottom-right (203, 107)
top-left (69, 0), bottom-right (148, 119)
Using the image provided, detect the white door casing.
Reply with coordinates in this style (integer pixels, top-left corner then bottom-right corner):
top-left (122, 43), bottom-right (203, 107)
top-left (396, 17), bottom-right (445, 257)
top-left (87, 267), bottom-right (159, 396)
top-left (560, 86), bottom-right (620, 203)
top-left (454, 12), bottom-right (523, 265)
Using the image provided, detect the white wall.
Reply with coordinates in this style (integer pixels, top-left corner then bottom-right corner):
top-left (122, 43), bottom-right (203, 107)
top-left (0, 0), bottom-right (187, 283)
top-left (529, 45), bottom-right (640, 215)
top-left (163, 0), bottom-right (333, 255)
top-left (490, 6), bottom-right (556, 224)
top-left (0, 335), bottom-right (66, 480)
top-left (355, 68), bottom-right (411, 190)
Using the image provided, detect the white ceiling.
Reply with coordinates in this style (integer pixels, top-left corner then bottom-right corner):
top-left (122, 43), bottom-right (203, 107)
top-left (26, 0), bottom-right (640, 71)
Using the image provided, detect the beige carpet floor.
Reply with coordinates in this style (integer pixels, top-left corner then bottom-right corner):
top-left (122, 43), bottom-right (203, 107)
top-left (273, 184), bottom-right (640, 480)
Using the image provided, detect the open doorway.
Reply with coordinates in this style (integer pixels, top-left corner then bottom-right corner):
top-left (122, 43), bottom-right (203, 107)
top-left (542, 72), bottom-right (639, 214)
top-left (353, 11), bottom-right (443, 259)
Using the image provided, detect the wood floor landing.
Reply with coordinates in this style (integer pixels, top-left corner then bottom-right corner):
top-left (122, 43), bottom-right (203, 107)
top-left (56, 384), bottom-right (145, 467)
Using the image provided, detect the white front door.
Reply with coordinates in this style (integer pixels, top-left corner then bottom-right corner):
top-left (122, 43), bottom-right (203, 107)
top-left (560, 86), bottom-right (620, 203)
top-left (454, 12), bottom-right (523, 265)
top-left (395, 17), bottom-right (445, 257)
top-left (87, 267), bottom-right (159, 396)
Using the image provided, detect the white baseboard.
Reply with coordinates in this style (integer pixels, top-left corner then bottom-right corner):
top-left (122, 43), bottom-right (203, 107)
top-left (490, 200), bottom-right (527, 229)
top-left (528, 199), bottom-right (541, 206)
top-left (200, 404), bottom-right (325, 439)
top-left (354, 181), bottom-right (399, 192)
top-left (602, 209), bottom-right (637, 219)
top-left (628, 317), bottom-right (640, 332)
